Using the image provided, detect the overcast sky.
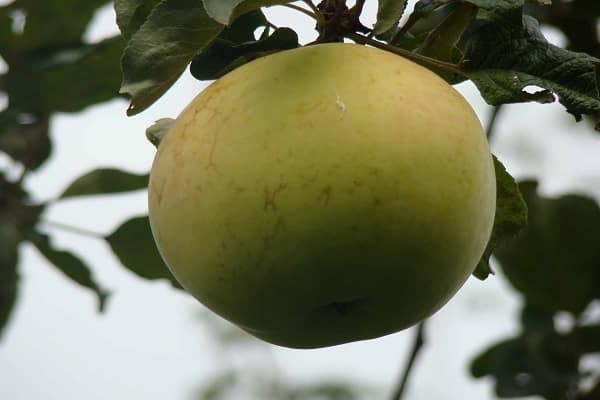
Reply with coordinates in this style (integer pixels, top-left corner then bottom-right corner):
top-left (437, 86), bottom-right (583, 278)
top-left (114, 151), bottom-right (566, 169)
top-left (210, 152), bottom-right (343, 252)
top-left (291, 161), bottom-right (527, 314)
top-left (2, 2), bottom-right (600, 400)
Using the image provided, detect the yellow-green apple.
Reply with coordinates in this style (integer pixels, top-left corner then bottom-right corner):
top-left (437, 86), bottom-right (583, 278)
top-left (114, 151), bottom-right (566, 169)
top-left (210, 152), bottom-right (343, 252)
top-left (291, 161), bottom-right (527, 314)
top-left (148, 43), bottom-right (496, 348)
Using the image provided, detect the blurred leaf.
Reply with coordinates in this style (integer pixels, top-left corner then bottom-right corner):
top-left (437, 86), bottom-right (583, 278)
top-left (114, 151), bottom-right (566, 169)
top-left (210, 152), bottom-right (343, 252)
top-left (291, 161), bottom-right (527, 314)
top-left (6, 36), bottom-right (125, 114)
top-left (470, 331), bottom-right (580, 399)
top-left (200, 371), bottom-right (238, 400)
top-left (202, 0), bottom-right (292, 26)
top-left (106, 216), bottom-right (180, 288)
top-left (575, 323), bottom-right (600, 354)
top-left (288, 383), bottom-right (361, 400)
top-left (0, 110), bottom-right (51, 170)
top-left (525, 0), bottom-right (600, 56)
top-left (114, 0), bottom-right (162, 40)
top-left (462, 4), bottom-right (600, 123)
top-left (471, 305), bottom-right (600, 400)
top-left (59, 168), bottom-right (148, 199)
top-left (0, 221), bottom-right (20, 340)
top-left (30, 232), bottom-right (109, 312)
top-left (495, 181), bottom-right (600, 314)
top-left (474, 156), bottom-right (528, 280)
top-left (373, 0), bottom-right (407, 36)
top-left (120, 0), bottom-right (224, 116)
top-left (1, 0), bottom-right (110, 53)
top-left (191, 26), bottom-right (298, 80)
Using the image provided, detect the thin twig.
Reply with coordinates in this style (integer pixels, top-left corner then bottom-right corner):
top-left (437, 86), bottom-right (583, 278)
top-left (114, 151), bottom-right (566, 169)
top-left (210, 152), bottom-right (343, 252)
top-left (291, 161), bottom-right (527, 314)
top-left (40, 219), bottom-right (104, 239)
top-left (280, 3), bottom-right (319, 21)
top-left (346, 32), bottom-right (464, 76)
top-left (300, 0), bottom-right (322, 17)
top-left (486, 105), bottom-right (503, 140)
top-left (390, 322), bottom-right (426, 400)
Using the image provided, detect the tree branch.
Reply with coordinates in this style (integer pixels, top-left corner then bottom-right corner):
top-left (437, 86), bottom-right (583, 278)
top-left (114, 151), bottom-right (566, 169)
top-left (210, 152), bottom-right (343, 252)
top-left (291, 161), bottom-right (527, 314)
top-left (346, 32), bottom-right (464, 76)
top-left (40, 219), bottom-right (104, 239)
top-left (390, 322), bottom-right (426, 400)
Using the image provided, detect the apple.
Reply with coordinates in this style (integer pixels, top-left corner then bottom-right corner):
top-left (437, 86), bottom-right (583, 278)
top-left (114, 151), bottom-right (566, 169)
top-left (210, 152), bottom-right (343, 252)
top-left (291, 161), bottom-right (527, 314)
top-left (148, 43), bottom-right (496, 348)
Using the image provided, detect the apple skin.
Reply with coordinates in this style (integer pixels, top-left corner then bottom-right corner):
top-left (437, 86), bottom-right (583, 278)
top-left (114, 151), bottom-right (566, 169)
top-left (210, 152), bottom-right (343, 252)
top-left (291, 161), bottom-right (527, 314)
top-left (148, 43), bottom-right (496, 348)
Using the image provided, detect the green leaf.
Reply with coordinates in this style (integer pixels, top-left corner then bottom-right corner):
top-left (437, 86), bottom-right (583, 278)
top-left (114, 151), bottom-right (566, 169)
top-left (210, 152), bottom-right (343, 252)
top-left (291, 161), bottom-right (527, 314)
top-left (0, 221), bottom-right (20, 340)
top-left (373, 0), bottom-right (408, 36)
top-left (416, 2), bottom-right (475, 82)
top-left (473, 156), bottom-right (527, 280)
top-left (202, 0), bottom-right (292, 26)
top-left (464, 0), bottom-right (525, 23)
top-left (1, 0), bottom-right (110, 53)
top-left (575, 324), bottom-right (600, 354)
top-left (0, 110), bottom-right (51, 170)
top-left (463, 7), bottom-right (600, 122)
top-left (6, 36), bottom-right (125, 114)
top-left (31, 232), bottom-right (109, 312)
top-left (114, 0), bottom-right (163, 40)
top-left (190, 27), bottom-right (299, 80)
top-left (59, 168), bottom-right (149, 199)
top-left (120, 0), bottom-right (224, 116)
top-left (494, 181), bottom-right (600, 314)
top-left (470, 330), bottom-right (580, 399)
top-left (106, 216), bottom-right (181, 288)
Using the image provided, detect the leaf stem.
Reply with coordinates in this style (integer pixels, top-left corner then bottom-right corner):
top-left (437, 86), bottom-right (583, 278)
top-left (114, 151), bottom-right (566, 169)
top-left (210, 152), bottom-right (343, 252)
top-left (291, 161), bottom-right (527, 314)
top-left (40, 219), bottom-right (104, 239)
top-left (390, 322), bottom-right (426, 400)
top-left (346, 32), bottom-right (464, 76)
top-left (300, 0), bottom-right (325, 25)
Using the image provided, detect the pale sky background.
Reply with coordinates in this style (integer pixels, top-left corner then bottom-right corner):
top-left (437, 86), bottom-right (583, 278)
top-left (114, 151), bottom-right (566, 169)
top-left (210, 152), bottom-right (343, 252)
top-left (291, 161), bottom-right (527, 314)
top-left (1, 1), bottom-right (600, 400)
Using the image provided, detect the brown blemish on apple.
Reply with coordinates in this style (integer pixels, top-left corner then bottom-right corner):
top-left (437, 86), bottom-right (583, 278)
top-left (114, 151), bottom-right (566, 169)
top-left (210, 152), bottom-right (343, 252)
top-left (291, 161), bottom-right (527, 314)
top-left (255, 216), bottom-right (287, 268)
top-left (318, 185), bottom-right (332, 206)
top-left (264, 181), bottom-right (288, 211)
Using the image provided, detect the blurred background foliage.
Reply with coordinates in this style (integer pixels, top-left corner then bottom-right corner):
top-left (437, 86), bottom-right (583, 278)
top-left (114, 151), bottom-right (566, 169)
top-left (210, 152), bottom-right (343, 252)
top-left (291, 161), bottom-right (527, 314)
top-left (0, 0), bottom-right (599, 399)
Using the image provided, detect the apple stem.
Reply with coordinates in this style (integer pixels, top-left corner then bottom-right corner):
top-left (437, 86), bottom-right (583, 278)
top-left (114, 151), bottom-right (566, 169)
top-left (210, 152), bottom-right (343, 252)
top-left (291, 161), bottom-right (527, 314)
top-left (390, 322), bottom-right (426, 400)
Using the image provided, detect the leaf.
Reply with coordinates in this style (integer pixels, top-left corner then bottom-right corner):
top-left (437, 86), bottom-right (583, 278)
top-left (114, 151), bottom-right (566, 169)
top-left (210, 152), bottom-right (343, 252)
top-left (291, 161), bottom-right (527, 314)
top-left (190, 27), bottom-right (299, 80)
top-left (1, 0), bottom-right (110, 53)
top-left (473, 156), bottom-right (527, 280)
top-left (0, 221), bottom-right (20, 340)
top-left (470, 330), bottom-right (580, 399)
top-left (416, 2), bottom-right (475, 83)
top-left (114, 0), bottom-right (162, 40)
top-left (120, 0), bottom-right (224, 116)
top-left (31, 233), bottom-right (109, 312)
top-left (59, 168), bottom-right (149, 199)
top-left (0, 110), bottom-right (51, 170)
top-left (106, 216), bottom-right (181, 288)
top-left (526, 0), bottom-right (600, 56)
top-left (202, 0), bottom-right (292, 26)
top-left (462, 5), bottom-right (600, 122)
top-left (494, 181), bottom-right (600, 314)
top-left (6, 36), bottom-right (125, 114)
top-left (373, 0), bottom-right (408, 36)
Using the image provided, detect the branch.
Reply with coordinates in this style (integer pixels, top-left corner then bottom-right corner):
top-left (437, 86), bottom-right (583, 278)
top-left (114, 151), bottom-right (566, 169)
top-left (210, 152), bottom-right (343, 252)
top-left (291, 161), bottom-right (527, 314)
top-left (301, 0), bottom-right (325, 23)
top-left (390, 322), bottom-right (426, 400)
top-left (346, 32), bottom-right (464, 76)
top-left (40, 219), bottom-right (104, 239)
